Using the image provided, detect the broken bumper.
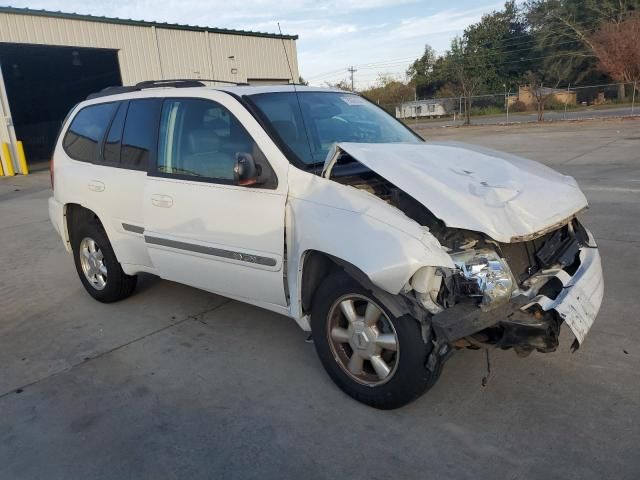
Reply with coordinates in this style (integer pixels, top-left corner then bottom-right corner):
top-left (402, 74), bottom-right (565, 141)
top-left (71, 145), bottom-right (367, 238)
top-left (432, 232), bottom-right (604, 350)
top-left (526, 233), bottom-right (604, 345)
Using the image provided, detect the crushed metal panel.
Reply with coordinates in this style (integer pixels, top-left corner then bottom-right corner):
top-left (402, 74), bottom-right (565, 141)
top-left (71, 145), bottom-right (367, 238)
top-left (330, 141), bottom-right (588, 243)
top-left (286, 166), bottom-right (454, 301)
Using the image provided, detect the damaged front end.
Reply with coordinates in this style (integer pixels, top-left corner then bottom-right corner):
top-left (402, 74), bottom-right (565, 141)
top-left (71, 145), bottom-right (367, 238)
top-left (323, 143), bottom-right (604, 355)
top-left (415, 218), bottom-right (602, 356)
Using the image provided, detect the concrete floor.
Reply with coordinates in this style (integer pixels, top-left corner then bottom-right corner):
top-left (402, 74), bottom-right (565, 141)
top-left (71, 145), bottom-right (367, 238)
top-left (1, 119), bottom-right (639, 479)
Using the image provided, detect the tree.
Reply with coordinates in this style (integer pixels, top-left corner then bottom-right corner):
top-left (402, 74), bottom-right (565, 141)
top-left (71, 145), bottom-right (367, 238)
top-left (406, 45), bottom-right (441, 97)
top-left (324, 79), bottom-right (351, 91)
top-left (407, 2), bottom-right (532, 104)
top-left (449, 38), bottom-right (485, 125)
top-left (589, 12), bottom-right (640, 95)
top-left (360, 75), bottom-right (416, 114)
top-left (462, 1), bottom-right (533, 92)
top-left (526, 0), bottom-right (640, 94)
top-left (526, 71), bottom-right (559, 121)
top-left (298, 76), bottom-right (309, 86)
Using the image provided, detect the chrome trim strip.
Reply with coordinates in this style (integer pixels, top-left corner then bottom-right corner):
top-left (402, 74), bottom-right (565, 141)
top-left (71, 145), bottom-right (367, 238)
top-left (144, 235), bottom-right (277, 267)
top-left (122, 223), bottom-right (145, 234)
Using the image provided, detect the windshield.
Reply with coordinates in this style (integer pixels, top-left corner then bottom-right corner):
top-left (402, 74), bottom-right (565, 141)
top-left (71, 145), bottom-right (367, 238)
top-left (248, 91), bottom-right (423, 165)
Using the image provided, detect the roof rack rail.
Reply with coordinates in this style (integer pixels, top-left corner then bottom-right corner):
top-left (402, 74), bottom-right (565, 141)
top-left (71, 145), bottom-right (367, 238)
top-left (86, 78), bottom-right (249, 100)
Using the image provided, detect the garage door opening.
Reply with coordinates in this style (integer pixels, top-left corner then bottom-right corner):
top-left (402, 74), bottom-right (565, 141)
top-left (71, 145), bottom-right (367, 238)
top-left (0, 43), bottom-right (122, 163)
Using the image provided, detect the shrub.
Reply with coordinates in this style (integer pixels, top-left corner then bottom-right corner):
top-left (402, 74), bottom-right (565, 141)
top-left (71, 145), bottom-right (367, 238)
top-left (545, 98), bottom-right (570, 110)
top-left (509, 100), bottom-right (528, 112)
top-left (469, 106), bottom-right (504, 116)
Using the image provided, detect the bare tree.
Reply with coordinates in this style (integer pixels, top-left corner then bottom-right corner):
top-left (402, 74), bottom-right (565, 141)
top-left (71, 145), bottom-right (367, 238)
top-left (448, 38), bottom-right (485, 125)
top-left (527, 71), bottom-right (559, 122)
top-left (589, 12), bottom-right (640, 98)
top-left (453, 62), bottom-right (483, 125)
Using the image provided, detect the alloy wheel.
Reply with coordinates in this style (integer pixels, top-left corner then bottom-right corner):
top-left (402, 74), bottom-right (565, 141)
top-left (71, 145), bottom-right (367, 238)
top-left (326, 294), bottom-right (399, 386)
top-left (79, 237), bottom-right (108, 290)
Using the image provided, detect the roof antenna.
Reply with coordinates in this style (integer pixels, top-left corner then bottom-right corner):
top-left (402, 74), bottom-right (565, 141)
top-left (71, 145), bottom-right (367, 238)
top-left (277, 22), bottom-right (314, 169)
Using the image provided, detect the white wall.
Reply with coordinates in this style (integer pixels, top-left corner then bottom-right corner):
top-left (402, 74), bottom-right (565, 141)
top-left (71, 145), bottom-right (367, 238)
top-left (396, 103), bottom-right (446, 119)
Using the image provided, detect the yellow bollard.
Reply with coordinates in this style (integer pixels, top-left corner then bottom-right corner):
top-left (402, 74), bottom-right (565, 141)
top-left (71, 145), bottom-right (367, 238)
top-left (16, 141), bottom-right (28, 175)
top-left (1, 142), bottom-right (15, 176)
top-left (0, 152), bottom-right (4, 176)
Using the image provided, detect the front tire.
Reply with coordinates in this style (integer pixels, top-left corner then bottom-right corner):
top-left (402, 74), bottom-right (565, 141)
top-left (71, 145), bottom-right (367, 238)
top-left (71, 219), bottom-right (137, 303)
top-left (311, 271), bottom-right (440, 409)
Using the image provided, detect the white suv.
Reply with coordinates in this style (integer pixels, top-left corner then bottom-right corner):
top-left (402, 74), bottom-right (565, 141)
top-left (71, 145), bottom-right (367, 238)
top-left (49, 81), bottom-right (604, 409)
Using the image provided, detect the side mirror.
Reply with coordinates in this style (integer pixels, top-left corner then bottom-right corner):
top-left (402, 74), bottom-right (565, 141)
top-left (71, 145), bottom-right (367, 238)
top-left (234, 153), bottom-right (261, 186)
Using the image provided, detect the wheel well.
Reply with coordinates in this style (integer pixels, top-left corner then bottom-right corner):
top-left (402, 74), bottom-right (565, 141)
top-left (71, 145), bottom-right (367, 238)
top-left (300, 250), bottom-right (397, 315)
top-left (300, 251), bottom-right (342, 315)
top-left (300, 250), bottom-right (426, 321)
top-left (65, 204), bottom-right (104, 245)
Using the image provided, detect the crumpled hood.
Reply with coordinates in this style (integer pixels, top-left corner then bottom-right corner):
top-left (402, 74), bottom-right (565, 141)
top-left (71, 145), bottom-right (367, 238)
top-left (325, 142), bottom-right (588, 243)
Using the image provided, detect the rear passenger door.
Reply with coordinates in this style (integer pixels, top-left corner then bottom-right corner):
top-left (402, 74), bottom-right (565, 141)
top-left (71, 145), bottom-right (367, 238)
top-left (61, 98), bottom-right (161, 269)
top-left (143, 95), bottom-right (288, 308)
top-left (94, 98), bottom-right (162, 268)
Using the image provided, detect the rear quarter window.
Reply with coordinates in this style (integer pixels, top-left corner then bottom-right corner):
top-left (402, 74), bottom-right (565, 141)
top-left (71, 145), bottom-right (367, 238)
top-left (63, 103), bottom-right (118, 162)
top-left (102, 102), bottom-right (128, 165)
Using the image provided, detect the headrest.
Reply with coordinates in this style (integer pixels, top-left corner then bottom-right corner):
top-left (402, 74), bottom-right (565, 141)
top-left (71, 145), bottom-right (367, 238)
top-left (311, 103), bottom-right (341, 119)
top-left (187, 128), bottom-right (220, 154)
top-left (272, 120), bottom-right (299, 145)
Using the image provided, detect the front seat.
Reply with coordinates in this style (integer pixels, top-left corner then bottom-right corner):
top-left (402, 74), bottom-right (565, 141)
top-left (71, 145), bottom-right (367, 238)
top-left (181, 128), bottom-right (235, 180)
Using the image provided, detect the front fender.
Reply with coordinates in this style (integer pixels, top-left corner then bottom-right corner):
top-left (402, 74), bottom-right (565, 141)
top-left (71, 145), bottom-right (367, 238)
top-left (285, 167), bottom-right (453, 324)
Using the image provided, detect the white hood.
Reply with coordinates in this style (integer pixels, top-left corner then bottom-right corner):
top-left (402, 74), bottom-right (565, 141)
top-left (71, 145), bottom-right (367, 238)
top-left (325, 142), bottom-right (588, 243)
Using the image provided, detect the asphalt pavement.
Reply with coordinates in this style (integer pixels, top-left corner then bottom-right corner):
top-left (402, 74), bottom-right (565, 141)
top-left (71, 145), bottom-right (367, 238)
top-left (1, 118), bottom-right (639, 479)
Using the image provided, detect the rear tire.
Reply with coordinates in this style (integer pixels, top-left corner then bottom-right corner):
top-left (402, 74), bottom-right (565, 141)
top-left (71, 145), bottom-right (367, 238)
top-left (311, 271), bottom-right (441, 409)
top-left (71, 218), bottom-right (137, 303)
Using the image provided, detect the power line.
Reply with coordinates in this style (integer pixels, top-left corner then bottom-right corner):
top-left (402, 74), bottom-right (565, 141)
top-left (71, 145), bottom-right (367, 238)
top-left (310, 28), bottom-right (598, 82)
top-left (307, 18), bottom-right (609, 83)
top-left (306, 52), bottom-right (431, 80)
top-left (343, 49), bottom-right (595, 90)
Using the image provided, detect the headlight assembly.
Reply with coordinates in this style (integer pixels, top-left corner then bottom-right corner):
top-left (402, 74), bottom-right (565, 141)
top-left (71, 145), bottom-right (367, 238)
top-left (450, 249), bottom-right (516, 311)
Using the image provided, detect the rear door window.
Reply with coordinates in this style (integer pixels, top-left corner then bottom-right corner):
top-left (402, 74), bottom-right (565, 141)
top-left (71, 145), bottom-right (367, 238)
top-left (120, 99), bottom-right (161, 170)
top-left (63, 103), bottom-right (117, 162)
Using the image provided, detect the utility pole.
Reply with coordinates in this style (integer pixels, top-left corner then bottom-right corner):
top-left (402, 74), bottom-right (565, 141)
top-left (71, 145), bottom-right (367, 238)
top-left (503, 84), bottom-right (507, 123)
top-left (348, 66), bottom-right (357, 92)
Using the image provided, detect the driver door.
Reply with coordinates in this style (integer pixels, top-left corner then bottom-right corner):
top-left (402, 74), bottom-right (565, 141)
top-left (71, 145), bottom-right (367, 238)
top-left (143, 94), bottom-right (288, 308)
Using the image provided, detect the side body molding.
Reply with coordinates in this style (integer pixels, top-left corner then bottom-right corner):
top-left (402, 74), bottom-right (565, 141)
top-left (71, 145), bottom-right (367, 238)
top-left (285, 166), bottom-right (454, 328)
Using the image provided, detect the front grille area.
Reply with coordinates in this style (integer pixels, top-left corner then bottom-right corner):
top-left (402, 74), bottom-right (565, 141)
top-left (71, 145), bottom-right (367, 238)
top-left (498, 221), bottom-right (582, 285)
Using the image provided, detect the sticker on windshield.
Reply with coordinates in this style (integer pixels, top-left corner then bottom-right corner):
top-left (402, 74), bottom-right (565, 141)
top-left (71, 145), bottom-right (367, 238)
top-left (340, 95), bottom-right (368, 106)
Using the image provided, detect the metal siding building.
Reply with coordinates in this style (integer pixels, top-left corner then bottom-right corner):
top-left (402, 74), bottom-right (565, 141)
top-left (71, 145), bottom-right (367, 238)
top-left (0, 6), bottom-right (299, 169)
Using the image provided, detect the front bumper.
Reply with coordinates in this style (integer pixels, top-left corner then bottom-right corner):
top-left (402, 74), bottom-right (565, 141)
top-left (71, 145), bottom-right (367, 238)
top-left (525, 233), bottom-right (603, 345)
top-left (432, 232), bottom-right (604, 350)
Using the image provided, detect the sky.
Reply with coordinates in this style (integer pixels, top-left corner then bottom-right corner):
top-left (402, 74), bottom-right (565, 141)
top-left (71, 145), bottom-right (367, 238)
top-left (6, 0), bottom-right (504, 88)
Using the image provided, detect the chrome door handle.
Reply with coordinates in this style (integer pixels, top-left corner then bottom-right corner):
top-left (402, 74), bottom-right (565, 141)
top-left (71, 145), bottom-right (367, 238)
top-left (88, 180), bottom-right (105, 192)
top-left (151, 194), bottom-right (173, 208)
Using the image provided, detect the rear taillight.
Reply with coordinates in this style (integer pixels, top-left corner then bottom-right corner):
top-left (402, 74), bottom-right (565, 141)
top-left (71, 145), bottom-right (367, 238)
top-left (50, 156), bottom-right (54, 190)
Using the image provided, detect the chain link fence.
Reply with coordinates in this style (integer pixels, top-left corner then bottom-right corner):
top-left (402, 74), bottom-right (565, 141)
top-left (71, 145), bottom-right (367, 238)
top-left (381, 81), bottom-right (638, 128)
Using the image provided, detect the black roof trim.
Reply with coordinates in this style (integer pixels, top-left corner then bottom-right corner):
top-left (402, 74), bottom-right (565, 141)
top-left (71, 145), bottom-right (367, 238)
top-left (86, 79), bottom-right (249, 100)
top-left (0, 6), bottom-right (299, 40)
